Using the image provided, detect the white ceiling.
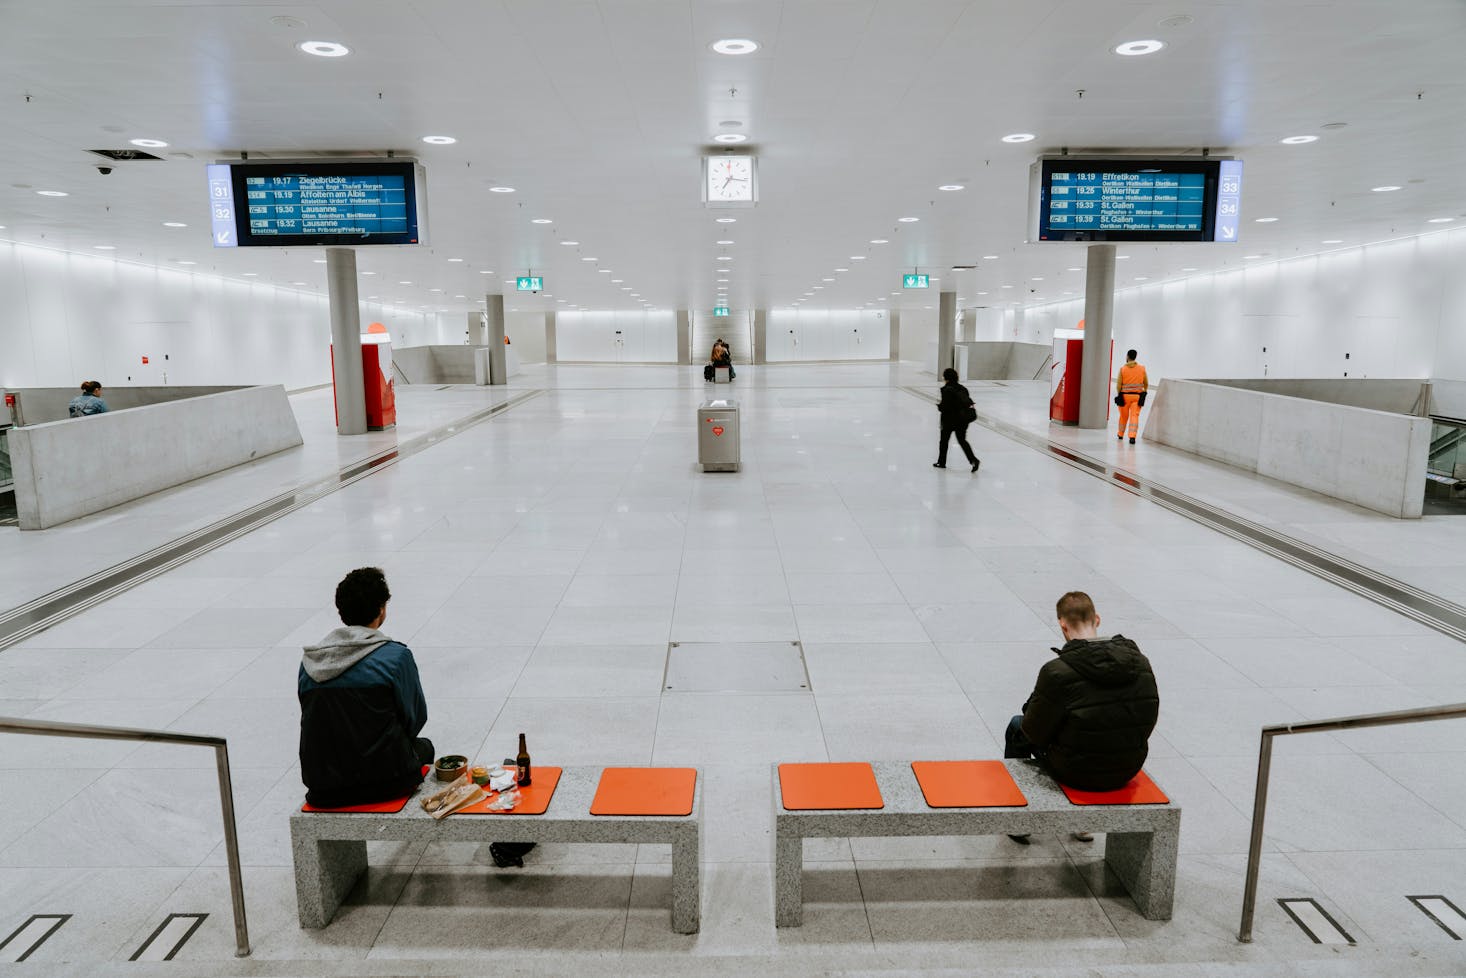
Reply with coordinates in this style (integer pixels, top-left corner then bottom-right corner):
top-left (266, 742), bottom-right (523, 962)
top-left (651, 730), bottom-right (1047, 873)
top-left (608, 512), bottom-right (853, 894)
top-left (1, 0), bottom-right (1464, 318)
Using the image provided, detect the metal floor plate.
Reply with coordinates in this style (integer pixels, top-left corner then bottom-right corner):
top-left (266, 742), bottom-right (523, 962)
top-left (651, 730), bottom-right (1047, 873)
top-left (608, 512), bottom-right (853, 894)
top-left (663, 641), bottom-right (811, 693)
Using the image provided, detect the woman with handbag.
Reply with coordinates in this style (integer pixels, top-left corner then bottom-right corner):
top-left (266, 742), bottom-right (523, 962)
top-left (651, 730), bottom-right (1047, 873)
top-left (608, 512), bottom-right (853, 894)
top-left (934, 368), bottom-right (981, 473)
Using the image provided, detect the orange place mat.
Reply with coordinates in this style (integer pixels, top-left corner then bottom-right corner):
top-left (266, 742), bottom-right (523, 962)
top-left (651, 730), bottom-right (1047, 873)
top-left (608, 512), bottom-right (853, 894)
top-left (302, 795), bottom-right (412, 814)
top-left (911, 760), bottom-right (1028, 808)
top-left (458, 767), bottom-right (563, 816)
top-left (778, 762), bottom-right (884, 811)
top-left (590, 767), bottom-right (698, 816)
top-left (1060, 770), bottom-right (1170, 806)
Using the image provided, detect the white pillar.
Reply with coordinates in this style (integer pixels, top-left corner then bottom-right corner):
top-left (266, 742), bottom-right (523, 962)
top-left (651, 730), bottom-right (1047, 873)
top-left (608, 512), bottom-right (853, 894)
top-left (544, 311), bottom-right (557, 363)
top-left (753, 309), bottom-right (768, 364)
top-left (1078, 244), bottom-right (1117, 430)
top-left (326, 247), bottom-right (367, 435)
top-left (937, 291), bottom-right (957, 374)
top-left (676, 309), bottom-right (691, 365)
top-left (484, 293), bottom-right (506, 384)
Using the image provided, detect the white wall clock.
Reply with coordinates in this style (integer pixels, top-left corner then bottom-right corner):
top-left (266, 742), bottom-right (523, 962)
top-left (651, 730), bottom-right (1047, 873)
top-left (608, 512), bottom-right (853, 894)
top-left (704, 155), bottom-right (757, 206)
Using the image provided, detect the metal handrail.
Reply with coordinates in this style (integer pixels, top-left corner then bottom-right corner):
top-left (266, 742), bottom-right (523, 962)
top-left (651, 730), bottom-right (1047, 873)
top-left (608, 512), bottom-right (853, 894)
top-left (0, 716), bottom-right (250, 957)
top-left (1238, 701), bottom-right (1466, 942)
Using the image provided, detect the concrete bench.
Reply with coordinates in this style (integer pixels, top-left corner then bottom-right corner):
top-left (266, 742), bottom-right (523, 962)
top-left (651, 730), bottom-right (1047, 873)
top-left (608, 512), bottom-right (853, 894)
top-left (290, 766), bottom-right (702, 933)
top-left (772, 759), bottom-right (1179, 926)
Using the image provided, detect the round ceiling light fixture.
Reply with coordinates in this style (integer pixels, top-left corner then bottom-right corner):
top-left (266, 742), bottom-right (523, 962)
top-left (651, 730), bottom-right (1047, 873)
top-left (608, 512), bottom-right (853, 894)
top-left (488, 186), bottom-right (515, 193)
top-left (713, 133), bottom-right (747, 144)
top-left (850, 255), bottom-right (866, 261)
top-left (716, 239), bottom-right (734, 245)
top-left (421, 135), bottom-right (456, 145)
top-left (129, 138), bottom-right (168, 148)
top-left (938, 184), bottom-right (964, 191)
top-left (1280, 135), bottom-right (1318, 145)
top-left (1321, 239), bottom-right (1344, 244)
top-left (532, 218), bottom-right (553, 224)
top-left (1428, 217), bottom-right (1455, 223)
top-left (898, 216), bottom-right (919, 223)
top-left (163, 221), bottom-right (187, 227)
top-left (447, 257), bottom-right (464, 262)
top-left (1255, 217), bottom-right (1279, 223)
top-left (1371, 185), bottom-right (1401, 192)
top-left (835, 267), bottom-right (848, 272)
top-left (560, 240), bottom-right (579, 245)
top-left (36, 190), bottom-right (68, 197)
top-left (581, 256), bottom-right (597, 261)
top-left (177, 260), bottom-right (197, 266)
top-left (869, 238), bottom-right (889, 244)
top-left (716, 217), bottom-right (736, 223)
top-left (711, 38), bottom-right (759, 55)
top-left (93, 244), bottom-right (116, 250)
top-left (298, 40), bottom-right (350, 57)
top-left (1113, 39), bottom-right (1165, 56)
top-left (982, 255), bottom-right (999, 260)
top-left (1001, 132), bottom-right (1036, 143)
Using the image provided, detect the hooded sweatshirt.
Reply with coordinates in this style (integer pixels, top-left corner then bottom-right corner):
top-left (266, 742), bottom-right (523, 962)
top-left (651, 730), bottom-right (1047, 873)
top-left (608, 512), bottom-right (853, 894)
top-left (1019, 634), bottom-right (1159, 792)
top-left (298, 626), bottom-right (428, 808)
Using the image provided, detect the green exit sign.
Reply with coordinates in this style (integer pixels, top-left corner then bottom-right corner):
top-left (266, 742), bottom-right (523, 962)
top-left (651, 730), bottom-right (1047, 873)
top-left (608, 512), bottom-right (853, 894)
top-left (713, 306), bottom-right (730, 317)
top-left (516, 276), bottom-right (544, 292)
top-left (903, 273), bottom-right (930, 289)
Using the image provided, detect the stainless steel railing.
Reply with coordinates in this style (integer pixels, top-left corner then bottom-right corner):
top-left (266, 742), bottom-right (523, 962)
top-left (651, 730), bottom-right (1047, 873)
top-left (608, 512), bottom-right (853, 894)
top-left (1238, 701), bottom-right (1466, 942)
top-left (0, 717), bottom-right (250, 957)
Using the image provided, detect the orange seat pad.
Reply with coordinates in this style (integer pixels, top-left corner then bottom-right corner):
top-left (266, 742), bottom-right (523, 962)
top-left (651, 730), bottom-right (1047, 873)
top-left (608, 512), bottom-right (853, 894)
top-left (590, 767), bottom-right (698, 816)
top-left (301, 795), bottom-right (412, 814)
top-left (911, 760), bottom-right (1028, 808)
top-left (1060, 770), bottom-right (1170, 805)
top-left (778, 762), bottom-right (884, 811)
top-left (458, 766), bottom-right (563, 815)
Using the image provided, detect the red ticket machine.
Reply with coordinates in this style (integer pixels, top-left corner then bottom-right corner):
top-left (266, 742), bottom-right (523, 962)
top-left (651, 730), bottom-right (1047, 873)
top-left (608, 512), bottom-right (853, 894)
top-left (330, 326), bottom-right (396, 431)
top-left (1049, 328), bottom-right (1112, 425)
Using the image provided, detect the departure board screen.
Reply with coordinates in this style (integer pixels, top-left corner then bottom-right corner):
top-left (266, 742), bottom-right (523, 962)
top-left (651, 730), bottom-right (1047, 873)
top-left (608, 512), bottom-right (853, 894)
top-left (1030, 158), bottom-right (1240, 243)
top-left (209, 160), bottom-right (425, 247)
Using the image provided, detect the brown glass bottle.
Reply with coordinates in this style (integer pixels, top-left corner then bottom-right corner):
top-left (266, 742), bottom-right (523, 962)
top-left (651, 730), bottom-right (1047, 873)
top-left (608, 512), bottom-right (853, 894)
top-left (516, 732), bottom-right (532, 787)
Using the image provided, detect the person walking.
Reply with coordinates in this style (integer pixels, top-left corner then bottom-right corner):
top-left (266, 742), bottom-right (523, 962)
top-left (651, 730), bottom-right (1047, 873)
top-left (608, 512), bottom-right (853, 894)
top-left (1115, 349), bottom-right (1148, 445)
top-left (934, 367), bottom-right (980, 473)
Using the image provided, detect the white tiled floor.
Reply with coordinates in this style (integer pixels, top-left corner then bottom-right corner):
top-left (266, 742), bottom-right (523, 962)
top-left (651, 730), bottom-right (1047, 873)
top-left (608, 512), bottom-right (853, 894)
top-left (1, 362), bottom-right (1464, 976)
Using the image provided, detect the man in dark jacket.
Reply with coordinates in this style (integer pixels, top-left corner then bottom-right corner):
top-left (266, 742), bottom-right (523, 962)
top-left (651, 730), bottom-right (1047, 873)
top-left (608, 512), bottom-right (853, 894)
top-left (1005, 590), bottom-right (1159, 843)
top-left (298, 567), bottom-right (432, 808)
top-left (934, 368), bottom-right (980, 472)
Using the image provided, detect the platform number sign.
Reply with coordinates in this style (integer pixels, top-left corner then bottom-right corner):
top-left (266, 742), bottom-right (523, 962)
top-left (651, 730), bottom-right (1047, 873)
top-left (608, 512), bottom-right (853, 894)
top-left (1213, 160), bottom-right (1244, 242)
top-left (207, 164), bottom-right (237, 247)
top-left (903, 273), bottom-right (929, 289)
top-left (516, 276), bottom-right (544, 292)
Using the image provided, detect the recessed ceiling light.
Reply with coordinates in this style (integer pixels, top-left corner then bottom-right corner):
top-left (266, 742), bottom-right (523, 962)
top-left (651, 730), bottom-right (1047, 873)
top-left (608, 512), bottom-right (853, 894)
top-left (177, 259), bottom-right (197, 265)
top-left (455, 294), bottom-right (466, 299)
top-left (716, 239), bottom-right (734, 245)
top-left (1001, 133), bottom-right (1036, 143)
top-left (1428, 217), bottom-right (1455, 223)
top-left (850, 255), bottom-right (866, 261)
top-left (1280, 135), bottom-right (1318, 145)
top-left (581, 256), bottom-right (596, 262)
top-left (1001, 285), bottom-right (1013, 289)
top-left (1243, 254), bottom-right (1262, 259)
top-left (717, 278), bottom-right (729, 283)
top-left (243, 272), bottom-right (258, 276)
top-left (598, 268), bottom-right (612, 273)
top-left (612, 279), bottom-right (623, 283)
top-left (489, 186), bottom-right (515, 193)
top-left (1067, 266), bottom-right (1082, 271)
top-left (870, 238), bottom-right (889, 244)
top-left (939, 184), bottom-right (964, 191)
top-left (429, 288), bottom-right (442, 293)
top-left (163, 221), bottom-right (187, 227)
top-left (1371, 185), bottom-right (1401, 192)
top-left (447, 257), bottom-right (464, 262)
top-left (398, 280), bottom-right (413, 284)
top-left (36, 190), bottom-right (68, 197)
top-left (621, 287), bottom-right (632, 291)
top-left (982, 255), bottom-right (999, 260)
top-left (835, 268), bottom-right (848, 272)
top-left (711, 38), bottom-right (759, 55)
top-left (976, 291), bottom-right (988, 295)
top-left (93, 244), bottom-right (116, 250)
top-left (1113, 39), bottom-right (1165, 56)
top-left (1134, 276), bottom-right (1149, 281)
top-left (719, 256), bottom-right (733, 261)
top-left (813, 286), bottom-right (824, 290)
top-left (363, 271), bottom-right (378, 276)
top-left (1116, 255), bottom-right (1131, 260)
top-left (1031, 276), bottom-right (1044, 281)
top-left (1180, 267), bottom-right (1198, 272)
top-left (716, 217), bottom-right (737, 223)
top-left (713, 133), bottom-right (748, 144)
top-left (290, 280), bottom-right (306, 285)
top-left (822, 277), bottom-right (835, 282)
top-left (1255, 217), bottom-right (1279, 223)
top-left (129, 138), bottom-right (168, 148)
top-left (421, 136), bottom-right (456, 145)
top-left (298, 40), bottom-right (350, 57)
top-left (898, 217), bottom-right (919, 223)
top-left (1321, 239), bottom-right (1344, 244)
top-left (561, 240), bottom-right (579, 246)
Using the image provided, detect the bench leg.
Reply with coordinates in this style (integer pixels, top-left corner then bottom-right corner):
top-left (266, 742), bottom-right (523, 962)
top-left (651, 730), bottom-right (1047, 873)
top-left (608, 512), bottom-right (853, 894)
top-left (1104, 824), bottom-right (1178, 920)
top-left (773, 825), bottom-right (804, 927)
top-left (293, 838), bottom-right (367, 928)
top-left (670, 827), bottom-right (701, 934)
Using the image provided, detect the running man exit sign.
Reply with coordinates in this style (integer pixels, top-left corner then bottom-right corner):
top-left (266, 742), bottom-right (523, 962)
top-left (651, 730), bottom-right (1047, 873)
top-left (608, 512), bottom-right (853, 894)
top-left (903, 273), bottom-right (930, 289)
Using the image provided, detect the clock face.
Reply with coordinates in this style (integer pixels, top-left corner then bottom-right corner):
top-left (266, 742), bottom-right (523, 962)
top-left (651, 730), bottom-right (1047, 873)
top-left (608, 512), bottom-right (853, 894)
top-left (706, 156), bottom-right (754, 203)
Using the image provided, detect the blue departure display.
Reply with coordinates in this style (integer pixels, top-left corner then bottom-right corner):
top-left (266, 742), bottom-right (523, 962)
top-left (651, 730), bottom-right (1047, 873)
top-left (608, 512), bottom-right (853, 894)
top-left (1046, 170), bottom-right (1206, 232)
top-left (244, 173), bottom-right (408, 237)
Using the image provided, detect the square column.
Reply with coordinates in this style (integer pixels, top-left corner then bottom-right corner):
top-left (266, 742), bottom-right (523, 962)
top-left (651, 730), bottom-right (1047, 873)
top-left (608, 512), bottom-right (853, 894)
top-left (677, 309), bottom-right (691, 365)
top-left (484, 293), bottom-right (507, 384)
top-left (937, 291), bottom-right (957, 374)
top-left (545, 311), bottom-right (557, 363)
top-left (326, 247), bottom-right (367, 435)
top-left (753, 309), bottom-right (768, 364)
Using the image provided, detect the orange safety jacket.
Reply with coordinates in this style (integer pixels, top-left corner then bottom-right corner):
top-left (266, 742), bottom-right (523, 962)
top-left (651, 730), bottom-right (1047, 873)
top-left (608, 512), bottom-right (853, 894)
top-left (1118, 362), bottom-right (1148, 395)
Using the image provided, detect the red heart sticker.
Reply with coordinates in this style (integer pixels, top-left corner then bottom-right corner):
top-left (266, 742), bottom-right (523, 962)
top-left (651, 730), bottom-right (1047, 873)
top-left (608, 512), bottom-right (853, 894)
top-left (712, 426), bottom-right (724, 436)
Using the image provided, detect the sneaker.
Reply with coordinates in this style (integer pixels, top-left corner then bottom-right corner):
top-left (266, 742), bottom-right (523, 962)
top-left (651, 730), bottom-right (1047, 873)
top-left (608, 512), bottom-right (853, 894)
top-left (971, 460), bottom-right (981, 473)
top-left (932, 462), bottom-right (946, 469)
top-left (1007, 834), bottom-right (1031, 845)
top-left (1070, 831), bottom-right (1094, 843)
top-left (1129, 437), bottom-right (1136, 444)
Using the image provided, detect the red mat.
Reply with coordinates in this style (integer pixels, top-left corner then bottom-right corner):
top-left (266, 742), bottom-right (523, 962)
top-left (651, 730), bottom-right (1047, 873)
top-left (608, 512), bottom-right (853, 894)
top-left (778, 762), bottom-right (883, 811)
top-left (458, 767), bottom-right (563, 815)
top-left (1060, 770), bottom-right (1170, 806)
top-left (911, 760), bottom-right (1027, 808)
top-left (590, 767), bottom-right (698, 816)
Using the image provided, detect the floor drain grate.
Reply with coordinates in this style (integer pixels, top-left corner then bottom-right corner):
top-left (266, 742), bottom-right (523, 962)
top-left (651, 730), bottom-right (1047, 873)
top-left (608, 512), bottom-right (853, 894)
top-left (663, 641), bottom-right (810, 692)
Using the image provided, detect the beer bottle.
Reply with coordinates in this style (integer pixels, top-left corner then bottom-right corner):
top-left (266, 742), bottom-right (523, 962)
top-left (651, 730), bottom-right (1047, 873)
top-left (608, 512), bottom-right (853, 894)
top-left (516, 733), bottom-right (532, 787)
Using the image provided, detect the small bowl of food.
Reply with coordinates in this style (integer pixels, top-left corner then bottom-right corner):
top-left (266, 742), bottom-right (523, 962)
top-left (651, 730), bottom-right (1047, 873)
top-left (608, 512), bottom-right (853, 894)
top-left (434, 754), bottom-right (469, 782)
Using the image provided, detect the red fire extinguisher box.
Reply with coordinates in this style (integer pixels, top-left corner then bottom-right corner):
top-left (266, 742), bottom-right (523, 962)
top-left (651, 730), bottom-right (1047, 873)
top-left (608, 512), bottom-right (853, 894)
top-left (1049, 329), bottom-right (1113, 426)
top-left (329, 333), bottom-right (396, 431)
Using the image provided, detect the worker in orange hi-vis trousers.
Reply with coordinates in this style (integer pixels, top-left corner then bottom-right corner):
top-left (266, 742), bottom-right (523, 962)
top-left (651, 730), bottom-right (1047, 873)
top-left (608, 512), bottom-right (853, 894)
top-left (1114, 349), bottom-right (1149, 445)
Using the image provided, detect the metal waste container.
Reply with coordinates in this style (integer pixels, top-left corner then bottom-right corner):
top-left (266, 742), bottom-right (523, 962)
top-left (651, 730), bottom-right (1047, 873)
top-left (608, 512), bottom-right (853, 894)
top-left (697, 398), bottom-right (740, 472)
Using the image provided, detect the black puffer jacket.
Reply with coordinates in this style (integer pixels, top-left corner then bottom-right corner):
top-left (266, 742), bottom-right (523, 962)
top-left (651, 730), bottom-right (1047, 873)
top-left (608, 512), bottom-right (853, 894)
top-left (1020, 635), bottom-right (1159, 791)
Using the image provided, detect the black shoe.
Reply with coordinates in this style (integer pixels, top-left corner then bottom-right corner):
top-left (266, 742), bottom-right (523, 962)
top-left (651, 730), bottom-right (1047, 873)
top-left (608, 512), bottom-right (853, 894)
top-left (971, 459), bottom-right (981, 473)
top-left (489, 842), bottom-right (536, 868)
top-left (1117, 435), bottom-right (1124, 441)
top-left (932, 462), bottom-right (946, 469)
top-left (1129, 437), bottom-right (1136, 444)
top-left (1007, 834), bottom-right (1031, 845)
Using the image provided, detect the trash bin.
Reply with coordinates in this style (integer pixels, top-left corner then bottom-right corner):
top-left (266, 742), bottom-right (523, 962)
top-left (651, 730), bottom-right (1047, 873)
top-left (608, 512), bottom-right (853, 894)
top-left (697, 399), bottom-right (740, 472)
